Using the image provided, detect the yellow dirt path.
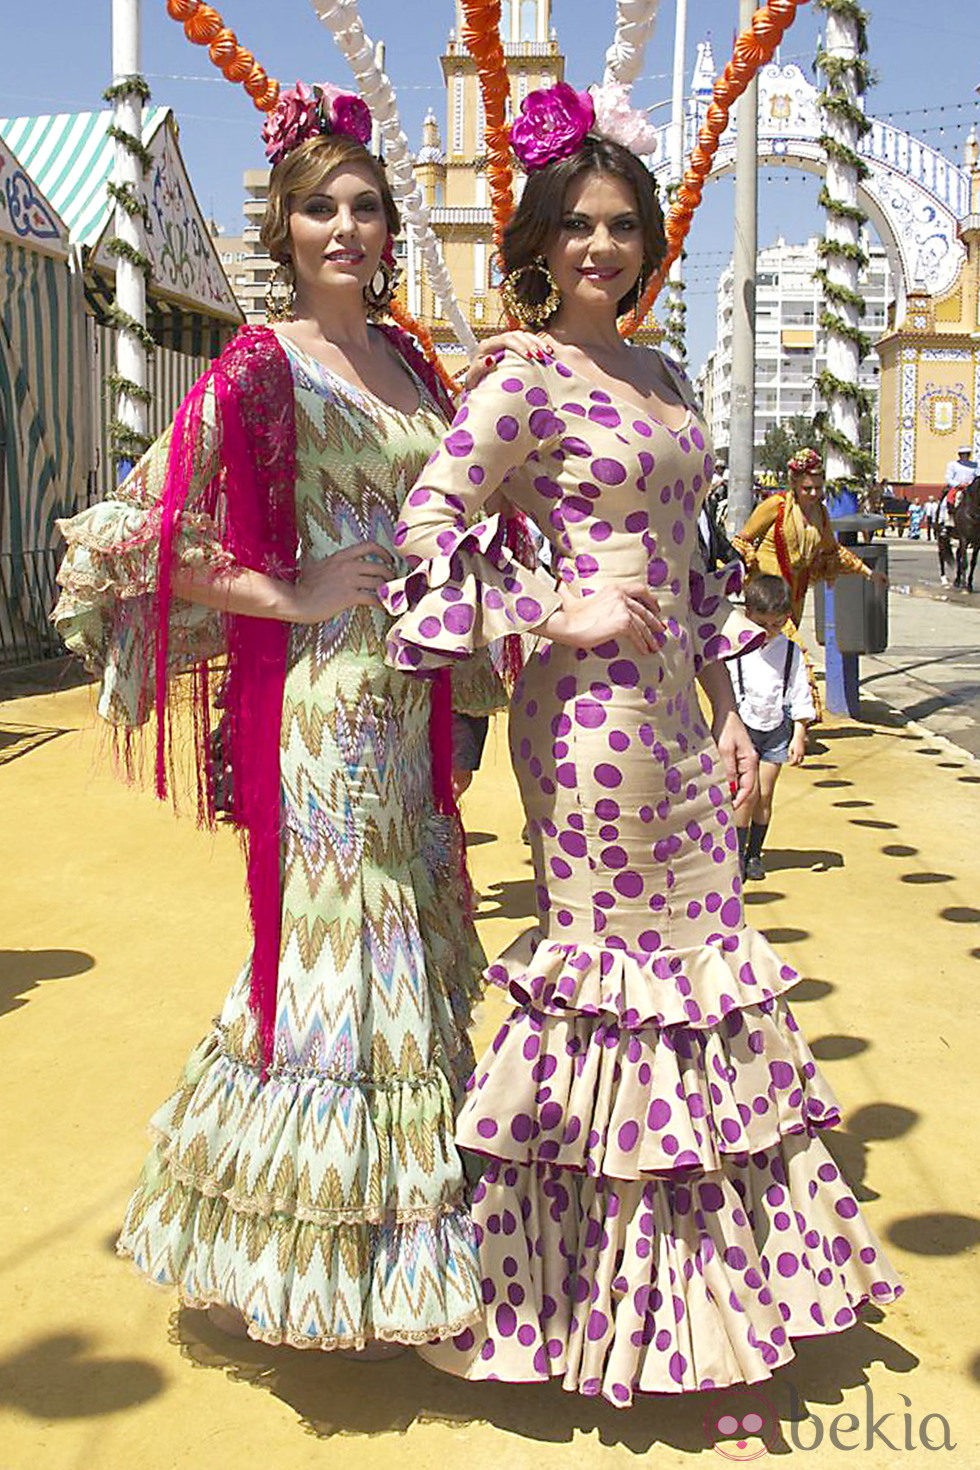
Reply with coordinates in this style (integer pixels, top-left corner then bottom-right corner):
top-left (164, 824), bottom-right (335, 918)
top-left (1, 681), bottom-right (976, 1467)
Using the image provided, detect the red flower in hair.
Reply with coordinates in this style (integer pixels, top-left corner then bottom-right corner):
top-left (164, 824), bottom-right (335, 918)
top-left (787, 446), bottom-right (824, 476)
top-left (262, 81), bottom-right (322, 166)
top-left (261, 81), bottom-right (372, 166)
top-left (320, 83), bottom-right (372, 148)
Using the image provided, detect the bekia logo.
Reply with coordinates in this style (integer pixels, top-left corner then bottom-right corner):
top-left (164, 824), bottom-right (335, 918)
top-left (704, 1391), bottom-right (775, 1460)
top-left (704, 1386), bottom-right (957, 1456)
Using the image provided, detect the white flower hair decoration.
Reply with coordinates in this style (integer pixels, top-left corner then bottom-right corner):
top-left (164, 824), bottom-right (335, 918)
top-left (588, 82), bottom-right (659, 158)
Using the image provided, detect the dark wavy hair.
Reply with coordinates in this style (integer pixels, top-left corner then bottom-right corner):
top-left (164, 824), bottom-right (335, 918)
top-left (745, 574), bottom-right (792, 619)
top-left (500, 133), bottom-right (667, 322)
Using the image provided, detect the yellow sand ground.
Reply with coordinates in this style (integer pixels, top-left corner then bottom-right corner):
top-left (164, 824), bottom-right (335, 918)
top-left (1, 679), bottom-right (977, 1468)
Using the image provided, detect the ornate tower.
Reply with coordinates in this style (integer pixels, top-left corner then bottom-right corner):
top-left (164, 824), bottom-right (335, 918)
top-left (876, 127), bottom-right (980, 488)
top-left (411, 0), bottom-right (564, 344)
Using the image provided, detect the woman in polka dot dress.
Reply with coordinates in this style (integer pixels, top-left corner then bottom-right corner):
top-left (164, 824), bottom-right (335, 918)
top-left (382, 88), bottom-right (901, 1405)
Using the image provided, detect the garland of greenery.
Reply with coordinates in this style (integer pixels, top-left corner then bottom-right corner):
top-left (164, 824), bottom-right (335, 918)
top-left (815, 0), bottom-right (874, 491)
top-left (106, 123), bottom-right (154, 171)
top-left (812, 269), bottom-right (864, 312)
top-left (818, 308), bottom-right (871, 353)
top-left (102, 74), bottom-right (152, 462)
top-left (658, 184), bottom-right (686, 359)
top-left (104, 235), bottom-right (152, 278)
top-left (664, 276), bottom-right (687, 361)
top-left (814, 0), bottom-right (869, 51)
top-left (106, 370), bottom-right (152, 406)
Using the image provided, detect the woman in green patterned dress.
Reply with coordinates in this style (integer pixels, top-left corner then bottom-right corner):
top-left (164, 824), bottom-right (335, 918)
top-left (53, 84), bottom-right (527, 1357)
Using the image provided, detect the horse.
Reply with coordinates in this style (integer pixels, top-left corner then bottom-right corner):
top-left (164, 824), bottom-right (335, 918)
top-left (953, 475), bottom-right (980, 591)
top-left (938, 515), bottom-right (958, 585)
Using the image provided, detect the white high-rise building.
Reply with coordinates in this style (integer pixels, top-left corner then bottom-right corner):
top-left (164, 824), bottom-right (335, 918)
top-left (695, 234), bottom-right (893, 463)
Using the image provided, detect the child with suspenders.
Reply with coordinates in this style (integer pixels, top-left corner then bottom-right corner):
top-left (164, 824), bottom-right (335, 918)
top-left (732, 575), bottom-right (816, 880)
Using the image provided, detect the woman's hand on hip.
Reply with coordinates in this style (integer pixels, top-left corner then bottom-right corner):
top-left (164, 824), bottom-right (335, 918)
top-left (543, 583), bottom-right (665, 655)
top-left (713, 708), bottom-right (758, 813)
top-left (291, 542), bottom-right (395, 625)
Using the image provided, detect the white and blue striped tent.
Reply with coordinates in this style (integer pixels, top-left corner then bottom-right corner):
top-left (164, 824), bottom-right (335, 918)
top-left (0, 108), bottom-right (171, 253)
top-left (0, 107), bottom-right (241, 660)
top-left (0, 128), bottom-right (85, 549)
top-left (0, 107), bottom-right (241, 354)
top-left (0, 128), bottom-right (87, 658)
top-left (5, 109), bottom-right (242, 458)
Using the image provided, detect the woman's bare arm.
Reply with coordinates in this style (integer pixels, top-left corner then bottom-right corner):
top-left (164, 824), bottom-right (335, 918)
top-left (171, 541), bottom-right (394, 626)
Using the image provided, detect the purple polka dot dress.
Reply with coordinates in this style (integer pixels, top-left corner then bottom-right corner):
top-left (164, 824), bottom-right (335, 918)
top-left (381, 351), bottom-right (902, 1405)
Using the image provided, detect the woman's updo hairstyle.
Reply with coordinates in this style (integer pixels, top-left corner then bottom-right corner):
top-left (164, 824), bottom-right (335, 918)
top-left (500, 133), bottom-right (667, 321)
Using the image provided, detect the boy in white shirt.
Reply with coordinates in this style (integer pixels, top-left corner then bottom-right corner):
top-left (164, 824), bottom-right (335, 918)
top-left (732, 575), bottom-right (816, 880)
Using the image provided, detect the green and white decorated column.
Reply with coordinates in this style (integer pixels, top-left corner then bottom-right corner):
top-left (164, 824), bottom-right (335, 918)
top-left (106, 0), bottom-right (152, 473)
top-left (663, 0), bottom-right (687, 363)
top-left (815, 0), bottom-right (874, 488)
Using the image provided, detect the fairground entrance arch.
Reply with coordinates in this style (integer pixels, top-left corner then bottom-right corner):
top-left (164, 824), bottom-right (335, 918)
top-left (648, 45), bottom-right (979, 488)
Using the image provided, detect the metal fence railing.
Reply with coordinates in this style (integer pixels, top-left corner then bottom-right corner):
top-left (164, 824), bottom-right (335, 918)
top-left (0, 550), bottom-right (65, 667)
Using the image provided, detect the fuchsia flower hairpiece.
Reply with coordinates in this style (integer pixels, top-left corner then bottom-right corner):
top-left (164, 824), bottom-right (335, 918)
top-left (787, 446), bottom-right (824, 476)
top-left (509, 81), bottom-right (595, 171)
top-left (262, 81), bottom-right (373, 167)
top-left (509, 79), bottom-right (659, 172)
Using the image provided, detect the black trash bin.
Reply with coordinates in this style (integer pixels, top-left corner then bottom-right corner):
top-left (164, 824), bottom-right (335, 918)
top-left (813, 514), bottom-right (888, 655)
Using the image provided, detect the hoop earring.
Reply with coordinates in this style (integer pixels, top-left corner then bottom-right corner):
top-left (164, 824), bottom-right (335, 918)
top-left (500, 256), bottom-right (561, 327)
top-left (265, 261), bottom-right (295, 323)
top-left (618, 272), bottom-right (646, 322)
top-left (364, 258), bottom-right (400, 318)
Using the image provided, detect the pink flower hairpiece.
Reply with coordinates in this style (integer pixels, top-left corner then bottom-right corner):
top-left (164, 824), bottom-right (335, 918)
top-left (510, 82), bottom-right (595, 171)
top-left (509, 80), bottom-right (659, 172)
top-left (262, 81), bottom-right (373, 167)
top-left (588, 82), bottom-right (659, 158)
top-left (787, 446), bottom-right (824, 476)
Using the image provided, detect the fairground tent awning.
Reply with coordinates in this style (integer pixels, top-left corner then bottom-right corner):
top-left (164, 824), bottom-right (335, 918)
top-left (0, 130), bottom-right (85, 561)
top-left (0, 107), bottom-right (241, 323)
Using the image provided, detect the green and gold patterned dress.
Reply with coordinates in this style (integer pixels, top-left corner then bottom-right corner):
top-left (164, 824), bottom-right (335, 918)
top-left (54, 331), bottom-right (486, 1349)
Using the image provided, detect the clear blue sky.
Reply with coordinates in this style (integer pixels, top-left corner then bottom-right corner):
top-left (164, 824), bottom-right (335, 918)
top-left (3, 1), bottom-right (978, 370)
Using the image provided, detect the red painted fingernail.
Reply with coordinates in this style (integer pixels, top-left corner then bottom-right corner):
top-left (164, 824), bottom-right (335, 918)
top-left (483, 355), bottom-right (494, 366)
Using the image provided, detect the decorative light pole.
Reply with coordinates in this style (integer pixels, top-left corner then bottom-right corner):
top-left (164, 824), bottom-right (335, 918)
top-left (815, 0), bottom-right (874, 492)
top-left (726, 0), bottom-right (759, 535)
top-left (664, 0), bottom-right (688, 362)
top-left (106, 0), bottom-right (152, 475)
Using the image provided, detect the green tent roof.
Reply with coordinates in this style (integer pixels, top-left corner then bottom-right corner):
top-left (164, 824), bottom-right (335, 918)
top-left (0, 107), bottom-right (171, 250)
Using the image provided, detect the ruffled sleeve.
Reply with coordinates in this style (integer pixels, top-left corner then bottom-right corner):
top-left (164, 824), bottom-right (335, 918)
top-left (53, 379), bottom-right (232, 725)
top-left (380, 352), bottom-right (563, 672)
top-left (688, 548), bottom-right (766, 672)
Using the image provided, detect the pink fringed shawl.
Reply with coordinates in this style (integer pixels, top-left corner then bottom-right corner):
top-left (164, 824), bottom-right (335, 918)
top-left (151, 323), bottom-right (467, 1072)
top-left (153, 327), bottom-right (297, 1071)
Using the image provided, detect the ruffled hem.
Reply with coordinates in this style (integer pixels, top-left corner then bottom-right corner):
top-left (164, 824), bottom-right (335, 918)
top-left (486, 925), bottom-right (801, 1031)
top-left (460, 992), bottom-right (838, 1179)
top-left (416, 1132), bottom-right (902, 1404)
top-left (149, 1031), bottom-right (472, 1225)
top-left (381, 513), bottom-right (561, 673)
top-left (688, 559), bottom-right (766, 671)
top-left (118, 1177), bottom-right (482, 1348)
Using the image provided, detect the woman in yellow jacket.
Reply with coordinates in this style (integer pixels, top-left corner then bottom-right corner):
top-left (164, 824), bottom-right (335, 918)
top-left (732, 447), bottom-right (885, 627)
top-left (732, 448), bottom-right (887, 719)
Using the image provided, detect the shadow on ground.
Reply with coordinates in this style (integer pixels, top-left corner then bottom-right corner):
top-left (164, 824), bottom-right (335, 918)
top-left (0, 723), bottom-right (72, 765)
top-left (169, 1308), bottom-right (918, 1455)
top-left (478, 878), bottom-right (536, 923)
top-left (0, 949), bottom-right (95, 1017)
top-left (0, 1332), bottom-right (164, 1418)
top-left (761, 849), bottom-right (844, 874)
